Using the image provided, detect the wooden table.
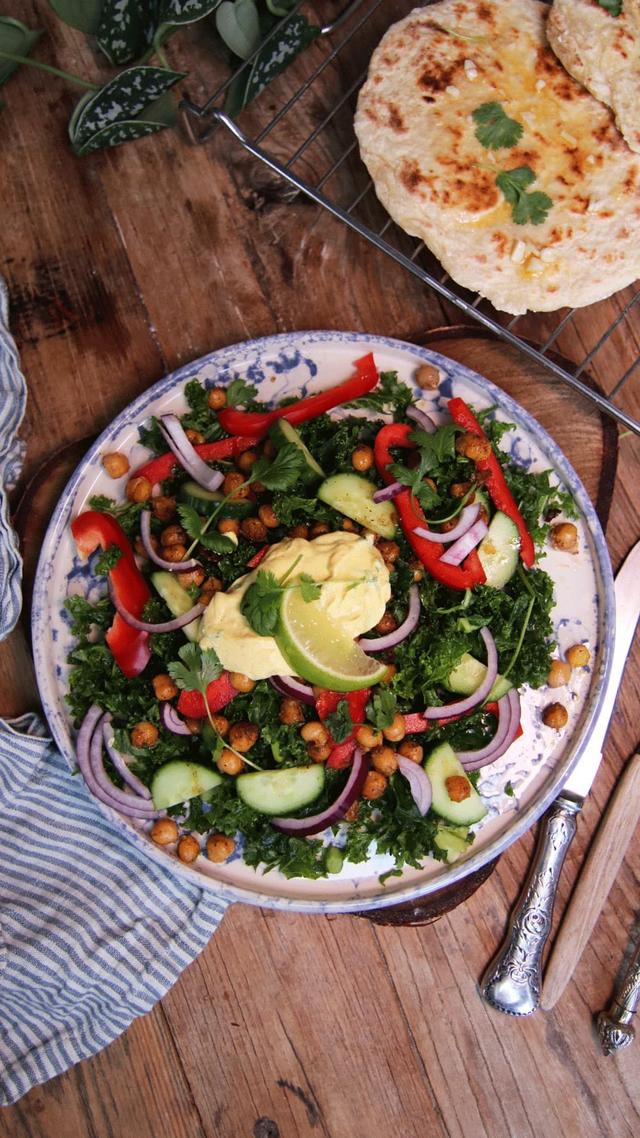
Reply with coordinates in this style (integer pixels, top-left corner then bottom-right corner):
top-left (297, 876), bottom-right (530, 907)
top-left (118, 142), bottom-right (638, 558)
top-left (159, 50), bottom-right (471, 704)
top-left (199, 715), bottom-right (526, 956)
top-left (2, 6), bottom-right (640, 1135)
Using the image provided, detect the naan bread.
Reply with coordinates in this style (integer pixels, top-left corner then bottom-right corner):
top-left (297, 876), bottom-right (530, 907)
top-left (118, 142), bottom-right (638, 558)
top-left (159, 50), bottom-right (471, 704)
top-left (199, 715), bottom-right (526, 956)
top-left (354, 0), bottom-right (640, 314)
top-left (548, 0), bottom-right (640, 154)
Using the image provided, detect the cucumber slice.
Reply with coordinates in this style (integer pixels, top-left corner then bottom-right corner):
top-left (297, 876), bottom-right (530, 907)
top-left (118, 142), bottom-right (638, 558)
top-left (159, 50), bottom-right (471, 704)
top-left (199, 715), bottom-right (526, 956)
top-left (478, 510), bottom-right (520, 588)
top-left (178, 481), bottom-right (252, 518)
top-left (151, 761), bottom-right (222, 810)
top-left (434, 823), bottom-right (471, 863)
top-left (236, 763), bottom-right (325, 815)
top-left (317, 473), bottom-right (397, 538)
top-left (325, 846), bottom-right (344, 874)
top-left (151, 571), bottom-right (202, 642)
top-left (269, 419), bottom-right (325, 486)
top-left (424, 743), bottom-right (487, 825)
top-left (445, 653), bottom-right (512, 702)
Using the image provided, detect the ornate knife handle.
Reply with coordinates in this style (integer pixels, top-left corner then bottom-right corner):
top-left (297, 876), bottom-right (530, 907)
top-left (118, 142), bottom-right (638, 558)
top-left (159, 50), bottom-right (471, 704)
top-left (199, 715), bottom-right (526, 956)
top-left (480, 796), bottom-right (580, 1016)
top-left (597, 939), bottom-right (640, 1054)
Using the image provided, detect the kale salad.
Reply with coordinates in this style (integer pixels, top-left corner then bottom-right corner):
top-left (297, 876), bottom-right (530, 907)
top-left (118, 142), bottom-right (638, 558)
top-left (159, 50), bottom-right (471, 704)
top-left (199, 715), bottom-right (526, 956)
top-left (64, 353), bottom-right (585, 883)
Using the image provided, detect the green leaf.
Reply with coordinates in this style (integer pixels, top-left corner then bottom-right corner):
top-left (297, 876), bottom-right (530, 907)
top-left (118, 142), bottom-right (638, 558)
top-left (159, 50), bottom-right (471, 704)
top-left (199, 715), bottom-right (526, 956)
top-left (216, 0), bottom-right (260, 60)
top-left (251, 442), bottom-right (306, 491)
top-left (511, 190), bottom-right (554, 226)
top-left (155, 0), bottom-right (222, 48)
top-left (496, 166), bottom-right (553, 226)
top-left (366, 690), bottom-right (397, 731)
top-left (97, 0), bottom-right (156, 66)
top-left (0, 16), bottom-right (41, 89)
top-left (345, 370), bottom-right (414, 416)
top-left (178, 503), bottom-right (205, 541)
top-left (225, 12), bottom-right (320, 115)
top-left (69, 66), bottom-right (185, 155)
top-left (596, 0), bottom-right (622, 13)
top-left (49, 0), bottom-right (103, 34)
top-left (495, 165), bottom-right (536, 202)
top-left (168, 642), bottom-right (221, 693)
top-left (226, 377), bottom-right (258, 407)
top-left (298, 573), bottom-right (321, 603)
top-left (198, 531), bottom-right (235, 553)
top-left (325, 700), bottom-right (353, 744)
top-left (472, 101), bottom-right (523, 149)
top-left (94, 543), bottom-right (123, 575)
top-left (240, 570), bottom-right (283, 637)
top-left (200, 647), bottom-right (223, 686)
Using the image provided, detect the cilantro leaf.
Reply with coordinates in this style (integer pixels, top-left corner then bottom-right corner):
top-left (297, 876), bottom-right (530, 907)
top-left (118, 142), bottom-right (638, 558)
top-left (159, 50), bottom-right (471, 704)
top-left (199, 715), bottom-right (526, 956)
top-left (596, 0), bottom-right (622, 13)
top-left (168, 643), bottom-right (222, 693)
top-left (472, 102), bottom-right (523, 149)
top-left (225, 377), bottom-right (258, 407)
top-left (198, 531), bottom-right (236, 554)
top-left (251, 443), bottom-right (306, 491)
top-left (388, 462), bottom-right (440, 511)
top-left (177, 503), bottom-right (205, 542)
top-left (325, 700), bottom-right (353, 743)
top-left (496, 166), bottom-right (553, 226)
top-left (366, 689), bottom-right (397, 731)
top-left (177, 503), bottom-right (234, 554)
top-left (94, 544), bottom-right (122, 576)
top-left (200, 648), bottom-right (223, 687)
top-left (298, 573), bottom-right (321, 602)
top-left (240, 570), bottom-right (283, 637)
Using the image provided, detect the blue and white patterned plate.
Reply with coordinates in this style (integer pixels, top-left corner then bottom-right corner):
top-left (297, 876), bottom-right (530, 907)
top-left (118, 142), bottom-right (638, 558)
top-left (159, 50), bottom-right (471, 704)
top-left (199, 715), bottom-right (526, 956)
top-left (32, 331), bottom-right (614, 914)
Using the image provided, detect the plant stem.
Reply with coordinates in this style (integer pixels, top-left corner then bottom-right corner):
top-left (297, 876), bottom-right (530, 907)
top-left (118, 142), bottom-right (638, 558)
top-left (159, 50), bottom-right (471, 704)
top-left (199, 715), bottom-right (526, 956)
top-left (0, 49), bottom-right (99, 90)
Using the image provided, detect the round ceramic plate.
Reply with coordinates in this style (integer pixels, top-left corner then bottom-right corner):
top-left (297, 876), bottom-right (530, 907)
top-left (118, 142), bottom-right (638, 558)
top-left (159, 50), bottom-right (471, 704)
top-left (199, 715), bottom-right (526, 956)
top-left (32, 331), bottom-right (614, 913)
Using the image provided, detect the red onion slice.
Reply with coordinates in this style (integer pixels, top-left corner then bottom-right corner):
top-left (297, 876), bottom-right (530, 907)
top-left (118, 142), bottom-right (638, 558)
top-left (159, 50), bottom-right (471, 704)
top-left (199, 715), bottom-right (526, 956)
top-left (109, 579), bottom-right (204, 633)
top-left (161, 701), bottom-right (193, 736)
top-left (272, 748), bottom-right (369, 837)
top-left (413, 502), bottom-right (480, 545)
top-left (140, 510), bottom-right (200, 572)
top-left (75, 706), bottom-right (161, 817)
top-left (421, 627), bottom-right (498, 720)
top-left (373, 481), bottom-right (403, 504)
top-left (407, 405), bottom-right (436, 434)
top-left (458, 690), bottom-right (522, 771)
top-left (102, 715), bottom-right (152, 797)
top-left (159, 414), bottom-right (225, 492)
top-left (269, 675), bottom-right (316, 705)
top-left (359, 584), bottom-right (420, 651)
top-left (440, 518), bottom-right (489, 566)
top-left (396, 755), bottom-right (432, 815)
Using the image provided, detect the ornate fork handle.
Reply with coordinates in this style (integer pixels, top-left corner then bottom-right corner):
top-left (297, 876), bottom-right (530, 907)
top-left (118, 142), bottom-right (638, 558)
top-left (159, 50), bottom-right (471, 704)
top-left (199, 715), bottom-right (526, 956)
top-left (480, 797), bottom-right (581, 1016)
top-left (597, 939), bottom-right (640, 1054)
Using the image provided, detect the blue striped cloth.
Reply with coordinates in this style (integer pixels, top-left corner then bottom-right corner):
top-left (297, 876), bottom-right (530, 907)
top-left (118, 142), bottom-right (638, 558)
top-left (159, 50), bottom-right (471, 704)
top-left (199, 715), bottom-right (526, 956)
top-left (0, 280), bottom-right (229, 1105)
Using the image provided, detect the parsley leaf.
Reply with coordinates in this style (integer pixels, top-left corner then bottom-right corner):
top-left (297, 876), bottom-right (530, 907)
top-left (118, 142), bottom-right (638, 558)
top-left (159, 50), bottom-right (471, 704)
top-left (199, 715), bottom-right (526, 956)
top-left (388, 424), bottom-right (459, 508)
top-left (596, 0), bottom-right (622, 13)
top-left (94, 544), bottom-right (122, 575)
top-left (299, 573), bottom-right (321, 602)
top-left (251, 443), bottom-right (306, 491)
top-left (472, 102), bottom-right (523, 149)
top-left (88, 495), bottom-right (144, 540)
top-left (240, 570), bottom-right (283, 637)
top-left (182, 380), bottom-right (224, 441)
top-left (325, 700), bottom-right (353, 743)
top-left (504, 781), bottom-right (515, 797)
top-left (496, 166), bottom-right (553, 226)
top-left (366, 690), bottom-right (397, 731)
top-left (345, 370), bottom-right (414, 416)
top-left (168, 643), bottom-right (222, 693)
top-left (225, 377), bottom-right (258, 407)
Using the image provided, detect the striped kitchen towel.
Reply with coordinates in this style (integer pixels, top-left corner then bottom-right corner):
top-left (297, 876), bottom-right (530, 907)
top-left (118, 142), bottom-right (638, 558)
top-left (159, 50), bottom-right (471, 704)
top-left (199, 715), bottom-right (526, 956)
top-left (0, 280), bottom-right (230, 1105)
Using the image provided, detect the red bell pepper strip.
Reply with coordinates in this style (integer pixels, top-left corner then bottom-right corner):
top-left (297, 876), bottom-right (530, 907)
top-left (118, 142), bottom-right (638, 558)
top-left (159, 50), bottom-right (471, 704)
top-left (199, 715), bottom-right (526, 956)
top-left (327, 738), bottom-right (357, 770)
top-left (403, 712), bottom-right (430, 734)
top-left (373, 423), bottom-right (486, 591)
top-left (71, 511), bottom-right (151, 679)
top-left (246, 544), bottom-right (271, 570)
top-left (316, 687), bottom-right (370, 768)
top-left (133, 435), bottom-right (259, 486)
top-left (216, 353), bottom-right (380, 438)
top-left (447, 397), bottom-right (535, 569)
top-left (177, 672), bottom-right (238, 719)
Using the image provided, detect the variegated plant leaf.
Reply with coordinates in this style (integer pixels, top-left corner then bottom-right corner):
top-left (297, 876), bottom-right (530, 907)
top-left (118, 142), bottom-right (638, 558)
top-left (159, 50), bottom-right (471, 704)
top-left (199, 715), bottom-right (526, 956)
top-left (0, 16), bottom-right (41, 88)
top-left (73, 117), bottom-right (166, 156)
top-left (48, 0), bottom-right (103, 34)
top-left (154, 0), bottom-right (222, 50)
top-left (96, 0), bottom-right (158, 65)
top-left (69, 65), bottom-right (184, 152)
top-left (224, 11), bottom-right (318, 115)
top-left (216, 0), bottom-right (260, 61)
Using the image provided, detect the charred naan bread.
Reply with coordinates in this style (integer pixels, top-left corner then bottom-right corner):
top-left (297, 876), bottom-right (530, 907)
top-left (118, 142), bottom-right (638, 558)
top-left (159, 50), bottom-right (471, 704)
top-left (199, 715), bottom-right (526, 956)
top-left (354, 0), bottom-right (640, 314)
top-left (548, 0), bottom-right (640, 155)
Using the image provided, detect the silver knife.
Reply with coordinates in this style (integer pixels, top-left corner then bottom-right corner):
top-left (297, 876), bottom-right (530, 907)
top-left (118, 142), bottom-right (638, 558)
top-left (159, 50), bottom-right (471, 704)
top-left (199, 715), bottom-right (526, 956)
top-left (480, 538), bottom-right (640, 1016)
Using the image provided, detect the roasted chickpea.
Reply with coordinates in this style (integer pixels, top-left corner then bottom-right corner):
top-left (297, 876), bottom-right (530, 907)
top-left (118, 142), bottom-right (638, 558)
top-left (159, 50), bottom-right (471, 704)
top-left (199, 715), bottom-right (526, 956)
top-left (177, 834), bottom-right (200, 864)
top-left (551, 523), bottom-right (579, 554)
top-left (450, 481), bottom-right (472, 499)
top-left (130, 721), bottom-right (158, 748)
top-left (300, 721), bottom-right (330, 745)
top-left (185, 428), bottom-right (205, 445)
top-left (229, 672), bottom-right (255, 693)
top-left (344, 801), bottom-right (360, 823)
top-left (342, 518), bottom-right (360, 533)
top-left (211, 714), bottom-right (229, 736)
top-left (567, 643), bottom-right (590, 668)
top-left (456, 432), bottom-right (492, 461)
top-left (216, 748), bottom-right (245, 776)
top-left (378, 540), bottom-right (400, 565)
top-left (162, 543), bottom-right (189, 563)
top-left (415, 362), bottom-right (440, 389)
top-left (310, 522), bottom-right (331, 538)
top-left (542, 702), bottom-right (568, 729)
top-left (176, 566), bottom-right (206, 589)
top-left (222, 471), bottom-right (251, 499)
top-left (279, 698), bottom-right (305, 726)
top-left (228, 722), bottom-right (260, 752)
top-left (547, 659), bottom-right (571, 688)
top-left (445, 775), bottom-right (471, 802)
top-left (376, 611), bottom-right (398, 636)
top-left (152, 495), bottom-right (177, 522)
top-left (207, 386), bottom-right (226, 410)
top-left (184, 718), bottom-right (202, 735)
top-left (152, 673), bottom-right (178, 701)
top-left (370, 745), bottom-right (398, 777)
top-left (352, 445), bottom-right (374, 472)
top-left (150, 818), bottom-right (178, 846)
top-left (382, 713), bottom-right (406, 743)
top-left (199, 576), bottom-right (223, 604)
top-left (409, 556), bottom-right (424, 583)
top-left (362, 770), bottom-right (388, 800)
top-left (161, 524), bottom-right (187, 548)
top-left (125, 475), bottom-right (152, 503)
top-left (241, 517), bottom-right (268, 544)
top-left (102, 452), bottom-right (129, 478)
top-left (135, 533), bottom-right (159, 558)
top-left (206, 832), bottom-right (235, 863)
top-left (218, 517), bottom-right (240, 535)
top-left (381, 664), bottom-right (397, 685)
top-left (236, 449), bottom-right (259, 474)
top-left (258, 503), bottom-right (279, 529)
top-left (308, 741), bottom-right (332, 763)
top-left (398, 739), bottom-right (423, 764)
top-left (355, 724), bottom-right (382, 750)
top-left (289, 525), bottom-right (309, 539)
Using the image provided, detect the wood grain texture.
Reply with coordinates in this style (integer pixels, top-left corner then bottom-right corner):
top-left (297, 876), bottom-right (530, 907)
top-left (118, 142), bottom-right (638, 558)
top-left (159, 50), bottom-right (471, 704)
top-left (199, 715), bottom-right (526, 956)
top-left (1, 1), bottom-right (640, 1135)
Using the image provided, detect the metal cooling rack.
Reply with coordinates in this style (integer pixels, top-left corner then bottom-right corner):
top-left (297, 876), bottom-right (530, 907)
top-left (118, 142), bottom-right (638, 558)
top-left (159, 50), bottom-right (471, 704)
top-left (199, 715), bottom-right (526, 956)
top-left (182, 0), bottom-right (640, 435)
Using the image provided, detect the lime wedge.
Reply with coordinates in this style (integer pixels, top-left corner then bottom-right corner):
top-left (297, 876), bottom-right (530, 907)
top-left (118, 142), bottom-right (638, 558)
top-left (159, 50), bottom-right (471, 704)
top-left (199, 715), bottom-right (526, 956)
top-left (275, 587), bottom-right (389, 692)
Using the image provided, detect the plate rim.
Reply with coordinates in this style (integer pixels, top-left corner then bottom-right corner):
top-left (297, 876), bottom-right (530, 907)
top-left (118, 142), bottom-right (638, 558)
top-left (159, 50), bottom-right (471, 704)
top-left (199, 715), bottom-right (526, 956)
top-left (31, 328), bottom-right (615, 913)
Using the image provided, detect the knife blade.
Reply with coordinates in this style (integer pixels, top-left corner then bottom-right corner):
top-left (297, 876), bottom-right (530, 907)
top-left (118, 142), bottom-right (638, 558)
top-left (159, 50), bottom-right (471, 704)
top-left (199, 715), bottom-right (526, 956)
top-left (480, 538), bottom-right (640, 1016)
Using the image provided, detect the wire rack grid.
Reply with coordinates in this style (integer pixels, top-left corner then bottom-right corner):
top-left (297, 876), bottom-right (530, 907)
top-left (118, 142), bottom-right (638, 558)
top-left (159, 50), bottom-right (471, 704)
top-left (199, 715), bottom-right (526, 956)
top-left (182, 0), bottom-right (640, 436)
